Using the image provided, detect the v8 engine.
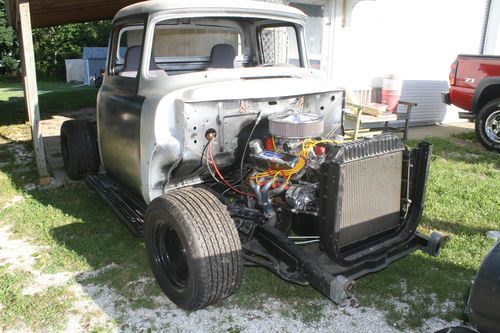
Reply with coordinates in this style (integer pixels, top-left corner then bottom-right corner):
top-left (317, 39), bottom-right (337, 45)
top-left (248, 112), bottom-right (329, 222)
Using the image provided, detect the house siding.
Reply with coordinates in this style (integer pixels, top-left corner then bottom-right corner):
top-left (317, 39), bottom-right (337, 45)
top-left (327, 0), bottom-right (490, 124)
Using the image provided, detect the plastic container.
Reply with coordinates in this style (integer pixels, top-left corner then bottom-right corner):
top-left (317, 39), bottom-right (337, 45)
top-left (381, 90), bottom-right (401, 112)
top-left (381, 75), bottom-right (403, 113)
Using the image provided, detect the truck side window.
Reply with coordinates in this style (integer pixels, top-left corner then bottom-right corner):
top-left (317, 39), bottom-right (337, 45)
top-left (109, 24), bottom-right (145, 78)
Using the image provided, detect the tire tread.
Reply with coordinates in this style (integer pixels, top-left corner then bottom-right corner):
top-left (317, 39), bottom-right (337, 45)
top-left (60, 119), bottom-right (99, 179)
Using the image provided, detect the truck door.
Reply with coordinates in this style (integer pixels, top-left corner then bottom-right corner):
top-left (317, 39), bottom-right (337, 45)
top-left (97, 18), bottom-right (147, 194)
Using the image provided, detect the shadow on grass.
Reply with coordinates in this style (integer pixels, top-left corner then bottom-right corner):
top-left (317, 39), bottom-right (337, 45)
top-left (38, 186), bottom-right (146, 268)
top-left (425, 218), bottom-right (493, 237)
top-left (426, 137), bottom-right (500, 169)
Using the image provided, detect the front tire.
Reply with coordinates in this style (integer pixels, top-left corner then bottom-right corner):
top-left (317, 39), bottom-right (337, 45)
top-left (144, 187), bottom-right (243, 310)
top-left (475, 98), bottom-right (500, 152)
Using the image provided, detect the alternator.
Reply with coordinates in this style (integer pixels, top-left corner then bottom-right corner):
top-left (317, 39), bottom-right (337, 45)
top-left (285, 183), bottom-right (318, 214)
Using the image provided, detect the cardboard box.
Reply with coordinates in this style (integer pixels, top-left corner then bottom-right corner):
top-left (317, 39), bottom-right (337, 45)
top-left (362, 103), bottom-right (388, 117)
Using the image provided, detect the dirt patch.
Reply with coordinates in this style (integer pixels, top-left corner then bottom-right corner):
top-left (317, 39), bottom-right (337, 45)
top-left (41, 108), bottom-right (96, 137)
top-left (2, 195), bottom-right (24, 209)
top-left (0, 225), bottom-right (38, 272)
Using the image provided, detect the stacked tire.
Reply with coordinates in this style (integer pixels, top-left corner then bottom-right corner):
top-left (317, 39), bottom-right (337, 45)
top-left (60, 119), bottom-right (100, 179)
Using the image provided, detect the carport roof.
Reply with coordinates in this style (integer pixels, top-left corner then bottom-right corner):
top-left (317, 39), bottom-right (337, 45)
top-left (6, 0), bottom-right (306, 29)
top-left (5, 0), bottom-right (143, 28)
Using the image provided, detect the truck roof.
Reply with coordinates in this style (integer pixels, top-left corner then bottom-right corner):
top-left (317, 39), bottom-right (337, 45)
top-left (114, 0), bottom-right (306, 22)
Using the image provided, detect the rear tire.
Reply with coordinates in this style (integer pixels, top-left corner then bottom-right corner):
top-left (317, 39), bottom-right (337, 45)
top-left (475, 98), bottom-right (500, 152)
top-left (144, 187), bottom-right (243, 310)
top-left (60, 120), bottom-right (100, 180)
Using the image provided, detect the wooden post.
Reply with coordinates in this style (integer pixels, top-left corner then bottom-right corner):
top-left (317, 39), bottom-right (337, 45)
top-left (17, 0), bottom-right (51, 184)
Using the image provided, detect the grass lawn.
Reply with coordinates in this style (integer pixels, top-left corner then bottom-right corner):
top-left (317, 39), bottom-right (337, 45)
top-left (0, 81), bottom-right (498, 331)
top-left (0, 80), bottom-right (97, 127)
top-left (0, 81), bottom-right (89, 101)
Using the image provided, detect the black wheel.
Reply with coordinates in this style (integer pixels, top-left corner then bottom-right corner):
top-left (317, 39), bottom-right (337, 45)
top-left (144, 187), bottom-right (243, 310)
top-left (475, 98), bottom-right (500, 152)
top-left (60, 119), bottom-right (100, 180)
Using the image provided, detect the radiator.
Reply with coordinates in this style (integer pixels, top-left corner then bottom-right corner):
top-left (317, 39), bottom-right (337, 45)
top-left (319, 134), bottom-right (406, 252)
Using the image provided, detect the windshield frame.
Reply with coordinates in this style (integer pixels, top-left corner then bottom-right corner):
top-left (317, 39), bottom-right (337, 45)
top-left (140, 11), bottom-right (309, 80)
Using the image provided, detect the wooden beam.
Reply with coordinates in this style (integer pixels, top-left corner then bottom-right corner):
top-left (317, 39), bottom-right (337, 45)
top-left (5, 0), bottom-right (144, 29)
top-left (17, 0), bottom-right (51, 184)
top-left (29, 0), bottom-right (140, 27)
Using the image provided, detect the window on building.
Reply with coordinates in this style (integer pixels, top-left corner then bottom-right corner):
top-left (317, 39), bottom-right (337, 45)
top-left (289, 2), bottom-right (326, 69)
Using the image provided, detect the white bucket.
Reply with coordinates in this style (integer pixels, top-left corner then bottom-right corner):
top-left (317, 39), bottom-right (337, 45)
top-left (382, 75), bottom-right (403, 92)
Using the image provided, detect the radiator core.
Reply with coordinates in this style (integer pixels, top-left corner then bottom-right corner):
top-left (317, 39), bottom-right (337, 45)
top-left (319, 134), bottom-right (406, 252)
top-left (339, 152), bottom-right (403, 247)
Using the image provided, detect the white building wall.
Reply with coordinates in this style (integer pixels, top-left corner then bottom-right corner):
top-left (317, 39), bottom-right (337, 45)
top-left (484, 0), bottom-right (500, 54)
top-left (65, 59), bottom-right (88, 84)
top-left (330, 0), bottom-right (489, 124)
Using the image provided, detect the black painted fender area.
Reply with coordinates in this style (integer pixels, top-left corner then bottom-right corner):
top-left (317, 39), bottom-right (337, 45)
top-left (467, 242), bottom-right (500, 333)
top-left (472, 77), bottom-right (500, 113)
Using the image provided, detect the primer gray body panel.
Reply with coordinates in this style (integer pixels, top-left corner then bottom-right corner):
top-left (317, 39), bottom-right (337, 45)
top-left (98, 75), bottom-right (144, 194)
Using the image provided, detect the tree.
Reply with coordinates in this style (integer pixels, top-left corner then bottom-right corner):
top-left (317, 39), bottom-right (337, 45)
top-left (0, 0), bottom-right (19, 78)
top-left (33, 21), bottom-right (111, 79)
top-left (0, 0), bottom-right (112, 80)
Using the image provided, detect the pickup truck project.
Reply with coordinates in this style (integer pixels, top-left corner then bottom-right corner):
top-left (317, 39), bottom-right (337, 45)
top-left (442, 54), bottom-right (500, 151)
top-left (60, 0), bottom-right (444, 310)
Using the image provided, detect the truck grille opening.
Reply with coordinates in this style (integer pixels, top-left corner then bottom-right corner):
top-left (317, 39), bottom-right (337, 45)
top-left (319, 134), bottom-right (407, 256)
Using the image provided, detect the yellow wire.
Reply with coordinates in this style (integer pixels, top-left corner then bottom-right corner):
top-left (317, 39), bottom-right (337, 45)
top-left (272, 137), bottom-right (280, 153)
top-left (253, 137), bottom-right (341, 187)
top-left (271, 171), bottom-right (281, 187)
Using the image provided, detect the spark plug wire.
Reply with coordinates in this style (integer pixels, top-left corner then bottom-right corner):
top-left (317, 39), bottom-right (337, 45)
top-left (252, 137), bottom-right (341, 188)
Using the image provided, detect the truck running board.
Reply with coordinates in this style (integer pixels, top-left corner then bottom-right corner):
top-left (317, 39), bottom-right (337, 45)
top-left (85, 174), bottom-right (146, 237)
